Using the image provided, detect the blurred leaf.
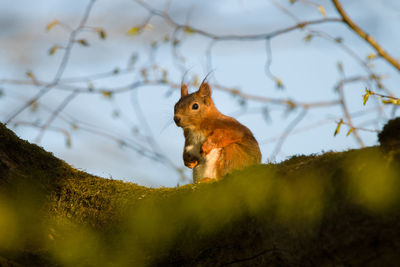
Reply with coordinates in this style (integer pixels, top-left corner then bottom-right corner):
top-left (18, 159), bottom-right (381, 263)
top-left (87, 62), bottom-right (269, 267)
top-left (337, 61), bottom-right (344, 74)
top-left (113, 68), bottom-right (120, 75)
top-left (77, 39), bottom-right (89, 46)
top-left (297, 22), bottom-right (306, 29)
top-left (112, 110), bottom-right (120, 118)
top-left (346, 127), bottom-right (354, 136)
top-left (99, 30), bottom-right (107, 40)
top-left (335, 37), bottom-right (343, 43)
top-left (163, 35), bottom-right (170, 42)
top-left (66, 135), bottom-right (72, 148)
top-left (95, 28), bottom-right (107, 39)
top-left (363, 89), bottom-right (372, 106)
top-left (101, 90), bottom-right (113, 99)
top-left (49, 45), bottom-right (60, 55)
top-left (318, 5), bottom-right (326, 17)
top-left (184, 26), bottom-right (195, 34)
top-left (230, 89), bottom-right (240, 97)
top-left (0, 88), bottom-right (4, 98)
top-left (26, 71), bottom-right (36, 80)
top-left (304, 34), bottom-right (313, 43)
top-left (127, 27), bottom-right (141, 36)
top-left (162, 69), bottom-right (168, 83)
top-left (140, 69), bottom-right (148, 80)
top-left (285, 100), bottom-right (296, 110)
top-left (144, 24), bottom-right (153, 31)
top-left (46, 19), bottom-right (59, 32)
top-left (367, 53), bottom-right (377, 60)
top-left (173, 39), bottom-right (180, 46)
top-left (276, 78), bottom-right (284, 89)
top-left (382, 98), bottom-right (400, 105)
top-left (334, 119), bottom-right (343, 136)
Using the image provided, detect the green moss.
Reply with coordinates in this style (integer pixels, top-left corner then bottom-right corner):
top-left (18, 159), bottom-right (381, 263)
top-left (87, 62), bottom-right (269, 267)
top-left (1, 123), bottom-right (400, 266)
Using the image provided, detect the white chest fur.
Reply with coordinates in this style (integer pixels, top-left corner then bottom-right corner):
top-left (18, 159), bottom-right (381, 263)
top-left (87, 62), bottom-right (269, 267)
top-left (184, 130), bottom-right (221, 182)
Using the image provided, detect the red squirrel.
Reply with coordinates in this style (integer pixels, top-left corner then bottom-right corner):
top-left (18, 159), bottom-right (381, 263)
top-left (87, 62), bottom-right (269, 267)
top-left (174, 81), bottom-right (261, 183)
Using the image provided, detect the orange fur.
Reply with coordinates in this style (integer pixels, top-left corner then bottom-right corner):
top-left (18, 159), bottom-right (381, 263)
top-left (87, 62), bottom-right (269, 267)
top-left (174, 82), bottom-right (261, 183)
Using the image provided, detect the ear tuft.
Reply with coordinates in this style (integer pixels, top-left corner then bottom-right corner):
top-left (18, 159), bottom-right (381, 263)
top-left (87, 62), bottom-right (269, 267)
top-left (198, 82), bottom-right (211, 97)
top-left (181, 84), bottom-right (188, 97)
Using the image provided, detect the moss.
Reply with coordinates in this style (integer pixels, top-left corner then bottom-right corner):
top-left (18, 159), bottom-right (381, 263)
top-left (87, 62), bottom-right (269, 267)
top-left (1, 122), bottom-right (400, 266)
top-left (379, 117), bottom-right (400, 151)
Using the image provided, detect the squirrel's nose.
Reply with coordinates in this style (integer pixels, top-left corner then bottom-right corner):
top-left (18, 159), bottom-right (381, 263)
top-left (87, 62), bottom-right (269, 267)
top-left (174, 116), bottom-right (181, 126)
top-left (174, 116), bottom-right (181, 125)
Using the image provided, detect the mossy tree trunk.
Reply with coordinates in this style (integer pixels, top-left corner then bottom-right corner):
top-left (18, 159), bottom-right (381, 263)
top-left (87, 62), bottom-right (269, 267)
top-left (1, 121), bottom-right (400, 266)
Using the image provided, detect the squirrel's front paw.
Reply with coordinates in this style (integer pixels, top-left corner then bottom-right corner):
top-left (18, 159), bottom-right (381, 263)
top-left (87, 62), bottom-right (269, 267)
top-left (185, 160), bottom-right (198, 169)
top-left (184, 153), bottom-right (199, 169)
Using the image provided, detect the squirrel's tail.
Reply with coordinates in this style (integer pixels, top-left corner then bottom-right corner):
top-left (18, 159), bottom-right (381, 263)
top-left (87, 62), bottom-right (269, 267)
top-left (217, 142), bottom-right (261, 178)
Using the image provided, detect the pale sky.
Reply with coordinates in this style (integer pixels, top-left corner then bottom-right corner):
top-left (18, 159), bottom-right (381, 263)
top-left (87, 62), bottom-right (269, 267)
top-left (1, 0), bottom-right (399, 186)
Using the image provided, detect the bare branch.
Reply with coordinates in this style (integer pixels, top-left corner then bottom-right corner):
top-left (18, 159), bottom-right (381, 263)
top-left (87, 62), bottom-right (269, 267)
top-left (134, 0), bottom-right (342, 41)
top-left (331, 0), bottom-right (400, 72)
top-left (5, 0), bottom-right (96, 124)
top-left (336, 79), bottom-right (365, 147)
top-left (270, 108), bottom-right (308, 160)
top-left (35, 90), bottom-right (79, 143)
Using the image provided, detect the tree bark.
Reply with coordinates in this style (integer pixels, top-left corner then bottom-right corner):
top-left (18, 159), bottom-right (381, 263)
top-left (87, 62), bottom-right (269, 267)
top-left (0, 122), bottom-right (400, 266)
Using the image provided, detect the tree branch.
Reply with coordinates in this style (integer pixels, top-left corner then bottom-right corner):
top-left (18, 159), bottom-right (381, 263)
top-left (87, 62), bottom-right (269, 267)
top-left (331, 0), bottom-right (400, 72)
top-left (4, 0), bottom-right (97, 125)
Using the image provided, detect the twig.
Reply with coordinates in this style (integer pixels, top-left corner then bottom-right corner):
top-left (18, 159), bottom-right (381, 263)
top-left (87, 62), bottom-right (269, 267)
top-left (270, 108), bottom-right (308, 160)
top-left (336, 80), bottom-right (365, 147)
top-left (5, 0), bottom-right (96, 125)
top-left (212, 83), bottom-right (340, 109)
top-left (268, 0), bottom-right (393, 97)
top-left (264, 37), bottom-right (280, 86)
top-left (261, 107), bottom-right (381, 144)
top-left (134, 0), bottom-right (342, 41)
top-left (1, 77), bottom-right (341, 109)
top-left (60, 67), bottom-right (135, 83)
top-left (35, 90), bottom-right (79, 143)
top-left (338, 120), bottom-right (379, 133)
top-left (331, 0), bottom-right (400, 72)
top-left (130, 89), bottom-right (186, 181)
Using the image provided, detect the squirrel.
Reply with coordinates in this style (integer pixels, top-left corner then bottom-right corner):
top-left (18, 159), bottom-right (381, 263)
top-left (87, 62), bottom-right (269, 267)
top-left (174, 80), bottom-right (261, 183)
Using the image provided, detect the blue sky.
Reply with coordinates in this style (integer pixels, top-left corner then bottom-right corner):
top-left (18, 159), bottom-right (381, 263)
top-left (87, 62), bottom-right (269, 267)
top-left (1, 0), bottom-right (399, 186)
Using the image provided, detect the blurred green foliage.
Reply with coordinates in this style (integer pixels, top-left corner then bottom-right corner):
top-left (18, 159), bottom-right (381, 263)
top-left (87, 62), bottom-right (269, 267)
top-left (1, 120), bottom-right (400, 266)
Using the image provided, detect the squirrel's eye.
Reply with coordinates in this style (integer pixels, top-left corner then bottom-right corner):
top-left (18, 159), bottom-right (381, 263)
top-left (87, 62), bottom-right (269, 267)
top-left (192, 103), bottom-right (199, 110)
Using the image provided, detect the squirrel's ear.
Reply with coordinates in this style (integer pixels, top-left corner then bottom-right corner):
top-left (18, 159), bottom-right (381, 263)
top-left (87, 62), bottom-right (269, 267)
top-left (198, 82), bottom-right (211, 97)
top-left (181, 84), bottom-right (188, 97)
